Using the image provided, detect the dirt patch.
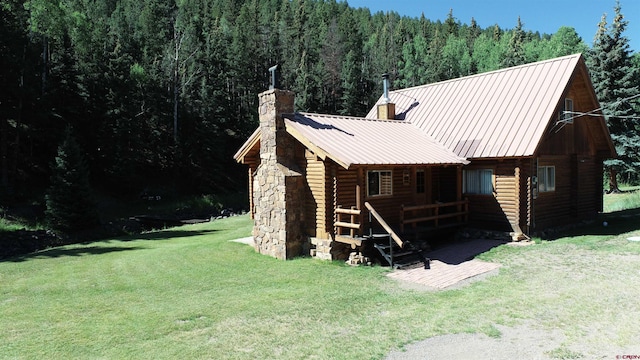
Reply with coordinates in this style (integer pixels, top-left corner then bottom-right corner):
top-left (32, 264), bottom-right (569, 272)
top-left (385, 322), bottom-right (640, 359)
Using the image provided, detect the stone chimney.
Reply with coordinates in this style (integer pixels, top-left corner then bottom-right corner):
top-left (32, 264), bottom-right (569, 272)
top-left (377, 73), bottom-right (395, 120)
top-left (252, 89), bottom-right (306, 260)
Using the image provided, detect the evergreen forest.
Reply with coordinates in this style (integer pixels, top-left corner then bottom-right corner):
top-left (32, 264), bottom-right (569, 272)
top-left (1, 0), bottom-right (639, 230)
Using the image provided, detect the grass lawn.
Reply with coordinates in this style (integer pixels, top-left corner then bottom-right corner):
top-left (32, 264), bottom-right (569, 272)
top-left (2, 203), bottom-right (640, 358)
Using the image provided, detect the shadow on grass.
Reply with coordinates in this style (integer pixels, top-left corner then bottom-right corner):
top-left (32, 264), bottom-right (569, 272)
top-left (5, 245), bottom-right (145, 263)
top-left (3, 229), bottom-right (219, 263)
top-left (122, 229), bottom-right (219, 241)
top-left (543, 208), bottom-right (640, 240)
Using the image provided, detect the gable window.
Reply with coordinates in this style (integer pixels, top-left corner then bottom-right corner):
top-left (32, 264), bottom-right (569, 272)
top-left (416, 169), bottom-right (425, 194)
top-left (463, 169), bottom-right (493, 195)
top-left (368, 170), bottom-right (392, 196)
top-left (538, 166), bottom-right (556, 192)
top-left (559, 98), bottom-right (574, 123)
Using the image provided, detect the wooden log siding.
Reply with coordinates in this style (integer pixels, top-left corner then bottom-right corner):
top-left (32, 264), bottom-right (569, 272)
top-left (519, 161), bottom-right (533, 233)
top-left (335, 167), bottom-right (357, 208)
top-left (465, 160), bottom-right (519, 231)
top-left (577, 156), bottom-right (601, 219)
top-left (535, 156), bottom-right (573, 229)
top-left (305, 150), bottom-right (330, 238)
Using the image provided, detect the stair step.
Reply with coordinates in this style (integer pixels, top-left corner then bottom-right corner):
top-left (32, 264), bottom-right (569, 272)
top-left (372, 243), bottom-right (399, 250)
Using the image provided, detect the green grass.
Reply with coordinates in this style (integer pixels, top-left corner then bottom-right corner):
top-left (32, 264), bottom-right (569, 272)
top-left (604, 187), bottom-right (640, 213)
top-left (2, 192), bottom-right (640, 359)
top-left (0, 216), bottom-right (42, 232)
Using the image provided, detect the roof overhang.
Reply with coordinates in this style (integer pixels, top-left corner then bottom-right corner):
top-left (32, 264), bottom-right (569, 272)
top-left (233, 128), bottom-right (260, 164)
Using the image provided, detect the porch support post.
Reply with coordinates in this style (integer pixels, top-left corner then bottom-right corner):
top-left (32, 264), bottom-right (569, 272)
top-left (426, 167), bottom-right (433, 204)
top-left (356, 167), bottom-right (364, 236)
top-left (456, 166), bottom-right (463, 201)
top-left (456, 166), bottom-right (463, 221)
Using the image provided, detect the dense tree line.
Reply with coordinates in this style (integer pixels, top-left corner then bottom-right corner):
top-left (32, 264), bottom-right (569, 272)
top-left (0, 0), bottom-right (637, 205)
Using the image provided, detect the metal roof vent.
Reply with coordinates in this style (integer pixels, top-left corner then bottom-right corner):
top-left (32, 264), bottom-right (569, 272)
top-left (269, 65), bottom-right (278, 90)
top-left (382, 73), bottom-right (391, 104)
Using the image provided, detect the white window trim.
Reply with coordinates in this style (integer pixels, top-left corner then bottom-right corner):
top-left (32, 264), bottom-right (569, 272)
top-left (367, 170), bottom-right (393, 197)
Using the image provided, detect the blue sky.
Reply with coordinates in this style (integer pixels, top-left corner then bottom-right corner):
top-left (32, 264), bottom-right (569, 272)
top-left (345, 0), bottom-right (638, 52)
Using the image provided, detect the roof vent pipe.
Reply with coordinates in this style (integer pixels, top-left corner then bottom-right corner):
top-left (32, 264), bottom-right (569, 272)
top-left (382, 73), bottom-right (390, 104)
top-left (268, 64), bottom-right (278, 90)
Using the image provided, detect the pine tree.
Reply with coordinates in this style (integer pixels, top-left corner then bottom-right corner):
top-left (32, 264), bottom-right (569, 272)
top-left (588, 1), bottom-right (640, 190)
top-left (501, 16), bottom-right (526, 67)
top-left (45, 126), bottom-right (99, 234)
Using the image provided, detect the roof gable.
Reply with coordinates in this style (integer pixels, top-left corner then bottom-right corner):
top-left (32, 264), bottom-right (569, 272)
top-left (366, 53), bottom-right (609, 159)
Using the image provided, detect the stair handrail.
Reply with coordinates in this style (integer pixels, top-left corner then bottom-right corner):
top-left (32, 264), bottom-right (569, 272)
top-left (364, 202), bottom-right (404, 248)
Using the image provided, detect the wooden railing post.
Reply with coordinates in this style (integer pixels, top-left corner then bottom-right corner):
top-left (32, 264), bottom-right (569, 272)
top-left (350, 206), bottom-right (356, 238)
top-left (464, 198), bottom-right (469, 223)
top-left (336, 205), bottom-right (342, 236)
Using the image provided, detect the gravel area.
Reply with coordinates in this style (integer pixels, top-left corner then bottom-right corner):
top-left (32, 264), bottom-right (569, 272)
top-left (385, 322), bottom-right (640, 360)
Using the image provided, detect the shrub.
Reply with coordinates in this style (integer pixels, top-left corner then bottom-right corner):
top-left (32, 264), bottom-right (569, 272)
top-left (45, 127), bottom-right (99, 234)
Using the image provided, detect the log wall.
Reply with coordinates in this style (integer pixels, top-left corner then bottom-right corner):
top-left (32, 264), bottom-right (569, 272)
top-left (534, 155), bottom-right (603, 229)
top-left (464, 160), bottom-right (517, 231)
top-left (304, 150), bottom-right (330, 238)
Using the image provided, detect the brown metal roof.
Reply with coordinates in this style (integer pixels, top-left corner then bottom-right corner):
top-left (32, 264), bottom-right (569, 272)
top-left (284, 113), bottom-right (468, 169)
top-left (366, 53), bottom-right (584, 159)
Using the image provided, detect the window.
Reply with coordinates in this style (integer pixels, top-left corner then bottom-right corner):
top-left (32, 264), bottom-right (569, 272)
top-left (538, 166), bottom-right (556, 192)
top-left (463, 169), bottom-right (493, 195)
top-left (416, 170), bottom-right (425, 194)
top-left (367, 170), bottom-right (392, 196)
top-left (559, 98), bottom-right (574, 123)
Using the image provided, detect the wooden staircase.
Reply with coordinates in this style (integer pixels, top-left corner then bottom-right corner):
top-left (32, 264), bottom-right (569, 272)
top-left (363, 203), bottom-right (430, 269)
top-left (334, 202), bottom-right (430, 269)
top-left (368, 234), bottom-right (430, 269)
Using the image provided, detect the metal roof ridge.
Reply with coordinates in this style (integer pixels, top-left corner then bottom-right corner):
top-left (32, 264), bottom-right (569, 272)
top-left (389, 53), bottom-right (583, 95)
top-left (295, 111), bottom-right (414, 124)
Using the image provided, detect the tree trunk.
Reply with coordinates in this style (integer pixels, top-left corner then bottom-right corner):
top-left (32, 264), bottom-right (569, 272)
top-left (42, 36), bottom-right (48, 96)
top-left (609, 168), bottom-right (620, 193)
top-left (1, 116), bottom-right (7, 189)
top-left (173, 25), bottom-right (180, 144)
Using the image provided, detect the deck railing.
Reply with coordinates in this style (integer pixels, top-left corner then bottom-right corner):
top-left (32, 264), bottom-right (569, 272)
top-left (334, 206), bottom-right (362, 239)
top-left (400, 199), bottom-right (469, 233)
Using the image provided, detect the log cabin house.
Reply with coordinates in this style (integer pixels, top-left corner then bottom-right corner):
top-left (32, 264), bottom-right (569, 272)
top-left (234, 53), bottom-right (616, 261)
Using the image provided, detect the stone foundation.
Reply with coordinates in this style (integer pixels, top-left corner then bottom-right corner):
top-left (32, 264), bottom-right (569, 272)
top-left (310, 238), bottom-right (351, 261)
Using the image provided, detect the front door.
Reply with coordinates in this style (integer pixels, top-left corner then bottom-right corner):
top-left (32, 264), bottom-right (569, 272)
top-left (414, 168), bottom-right (429, 205)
